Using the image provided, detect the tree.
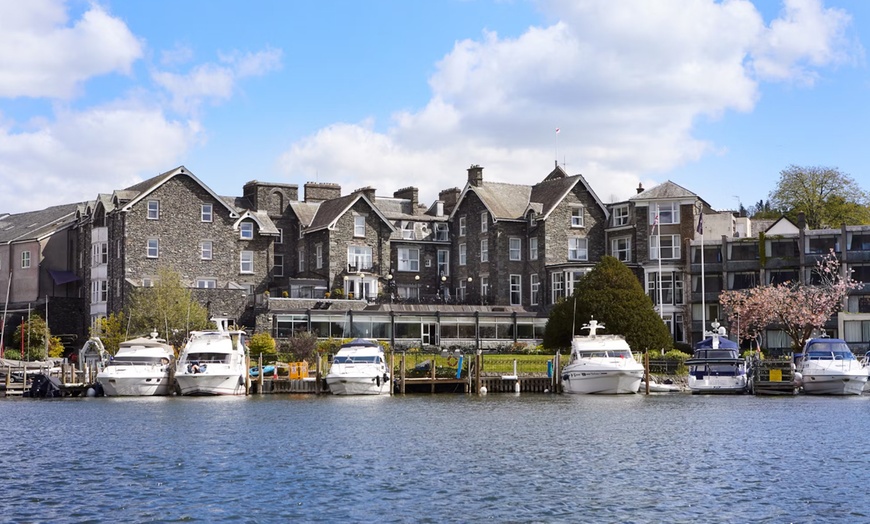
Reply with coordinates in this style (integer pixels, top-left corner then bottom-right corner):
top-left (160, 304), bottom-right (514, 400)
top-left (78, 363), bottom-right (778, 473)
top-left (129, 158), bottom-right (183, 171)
top-left (126, 267), bottom-right (210, 348)
top-left (719, 250), bottom-right (859, 350)
top-left (543, 256), bottom-right (672, 352)
top-left (7, 314), bottom-right (64, 361)
top-left (90, 312), bottom-right (127, 355)
top-left (769, 165), bottom-right (870, 229)
top-left (248, 332), bottom-right (277, 359)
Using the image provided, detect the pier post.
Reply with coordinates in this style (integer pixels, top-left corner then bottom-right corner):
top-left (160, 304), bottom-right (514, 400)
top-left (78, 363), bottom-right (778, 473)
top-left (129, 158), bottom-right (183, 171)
top-left (644, 351), bottom-right (650, 395)
top-left (400, 353), bottom-right (406, 395)
top-left (258, 354), bottom-right (264, 394)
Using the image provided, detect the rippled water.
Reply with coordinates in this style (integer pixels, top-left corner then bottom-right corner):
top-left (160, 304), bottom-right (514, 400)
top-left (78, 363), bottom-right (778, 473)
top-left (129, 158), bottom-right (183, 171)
top-left (2, 393), bottom-right (870, 523)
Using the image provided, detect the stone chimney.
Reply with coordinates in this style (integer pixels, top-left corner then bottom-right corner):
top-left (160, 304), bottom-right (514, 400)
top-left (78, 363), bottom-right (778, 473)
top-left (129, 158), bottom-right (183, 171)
top-left (242, 180), bottom-right (299, 212)
top-left (439, 187), bottom-right (461, 214)
top-left (636, 183), bottom-right (644, 195)
top-left (352, 186), bottom-right (376, 201)
top-left (304, 182), bottom-right (341, 203)
top-left (393, 186), bottom-right (418, 210)
top-left (467, 164), bottom-right (484, 187)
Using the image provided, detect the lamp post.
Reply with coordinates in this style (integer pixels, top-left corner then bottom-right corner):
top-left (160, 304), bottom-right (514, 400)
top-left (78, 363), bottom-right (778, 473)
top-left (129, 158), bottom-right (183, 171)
top-left (440, 274), bottom-right (447, 303)
top-left (414, 274), bottom-right (420, 303)
top-left (467, 276), bottom-right (473, 304)
top-left (386, 273), bottom-right (393, 304)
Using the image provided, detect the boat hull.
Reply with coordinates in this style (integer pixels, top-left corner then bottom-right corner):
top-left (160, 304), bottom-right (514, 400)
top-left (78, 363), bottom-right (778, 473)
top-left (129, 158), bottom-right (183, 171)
top-left (688, 375), bottom-right (748, 394)
top-left (175, 373), bottom-right (246, 395)
top-left (801, 373), bottom-right (868, 395)
top-left (325, 375), bottom-right (390, 395)
top-left (97, 374), bottom-right (173, 396)
top-left (561, 368), bottom-right (643, 394)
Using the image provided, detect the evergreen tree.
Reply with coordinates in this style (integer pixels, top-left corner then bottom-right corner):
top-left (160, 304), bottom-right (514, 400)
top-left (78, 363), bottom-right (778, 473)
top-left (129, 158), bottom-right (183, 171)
top-left (543, 256), bottom-right (672, 352)
top-left (8, 314), bottom-right (64, 360)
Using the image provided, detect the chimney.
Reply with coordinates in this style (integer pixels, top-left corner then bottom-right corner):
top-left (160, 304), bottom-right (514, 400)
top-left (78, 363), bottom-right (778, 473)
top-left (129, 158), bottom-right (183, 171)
top-left (304, 182), bottom-right (341, 203)
top-left (467, 164), bottom-right (484, 187)
top-left (439, 187), bottom-right (461, 214)
top-left (636, 183), bottom-right (644, 195)
top-left (393, 186), bottom-right (418, 210)
top-left (353, 186), bottom-right (376, 201)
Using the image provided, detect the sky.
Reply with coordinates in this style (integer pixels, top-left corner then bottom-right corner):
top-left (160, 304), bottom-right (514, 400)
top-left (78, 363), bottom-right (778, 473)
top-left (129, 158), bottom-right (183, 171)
top-left (1, 0), bottom-right (868, 215)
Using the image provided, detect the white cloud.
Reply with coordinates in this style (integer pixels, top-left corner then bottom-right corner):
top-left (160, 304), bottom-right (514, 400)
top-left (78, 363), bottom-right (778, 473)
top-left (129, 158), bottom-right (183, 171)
top-left (0, 102), bottom-right (201, 213)
top-left (280, 0), bottom-right (857, 205)
top-left (0, 0), bottom-right (142, 98)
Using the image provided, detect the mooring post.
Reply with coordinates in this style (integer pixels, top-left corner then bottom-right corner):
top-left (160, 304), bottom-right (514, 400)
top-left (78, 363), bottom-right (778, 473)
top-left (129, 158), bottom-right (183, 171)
top-left (400, 352), bottom-right (406, 395)
top-left (644, 351), bottom-right (650, 395)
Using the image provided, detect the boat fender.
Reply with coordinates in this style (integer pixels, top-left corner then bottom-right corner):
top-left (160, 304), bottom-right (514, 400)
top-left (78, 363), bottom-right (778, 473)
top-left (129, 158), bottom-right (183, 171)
top-left (376, 375), bottom-right (381, 387)
top-left (562, 374), bottom-right (570, 381)
top-left (447, 356), bottom-right (458, 367)
top-left (239, 376), bottom-right (245, 386)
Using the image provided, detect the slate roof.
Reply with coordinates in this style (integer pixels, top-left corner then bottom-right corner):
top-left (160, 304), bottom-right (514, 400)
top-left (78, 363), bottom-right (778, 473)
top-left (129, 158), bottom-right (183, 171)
top-left (0, 202), bottom-right (81, 243)
top-left (630, 180), bottom-right (699, 201)
top-left (288, 201), bottom-right (321, 228)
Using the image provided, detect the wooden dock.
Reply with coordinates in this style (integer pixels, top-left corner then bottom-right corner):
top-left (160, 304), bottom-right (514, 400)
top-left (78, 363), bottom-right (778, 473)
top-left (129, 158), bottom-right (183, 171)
top-left (749, 357), bottom-right (799, 395)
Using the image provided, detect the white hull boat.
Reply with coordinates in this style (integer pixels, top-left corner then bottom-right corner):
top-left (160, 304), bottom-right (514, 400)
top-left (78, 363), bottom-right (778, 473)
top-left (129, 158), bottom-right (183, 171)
top-left (641, 378), bottom-right (682, 393)
top-left (325, 339), bottom-right (390, 395)
top-left (687, 324), bottom-right (748, 394)
top-left (175, 319), bottom-right (249, 396)
top-left (561, 320), bottom-right (644, 395)
top-left (96, 333), bottom-right (175, 396)
top-left (797, 338), bottom-right (868, 396)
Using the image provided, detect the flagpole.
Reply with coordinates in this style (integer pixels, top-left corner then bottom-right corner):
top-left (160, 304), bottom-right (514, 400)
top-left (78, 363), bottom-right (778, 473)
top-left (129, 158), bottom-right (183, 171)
top-left (656, 203), bottom-right (663, 319)
top-left (699, 211), bottom-right (706, 339)
top-left (0, 271), bottom-right (10, 359)
top-left (554, 127), bottom-right (560, 165)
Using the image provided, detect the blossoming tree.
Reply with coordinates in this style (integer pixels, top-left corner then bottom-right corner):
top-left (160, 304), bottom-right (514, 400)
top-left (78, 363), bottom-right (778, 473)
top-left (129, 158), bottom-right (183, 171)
top-left (719, 250), bottom-right (860, 350)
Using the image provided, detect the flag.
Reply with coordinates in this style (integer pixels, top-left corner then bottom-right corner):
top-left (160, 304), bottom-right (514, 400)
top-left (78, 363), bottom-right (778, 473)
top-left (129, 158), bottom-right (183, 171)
top-left (650, 212), bottom-right (659, 235)
top-left (555, 128), bottom-right (560, 134)
top-left (696, 212), bottom-right (704, 235)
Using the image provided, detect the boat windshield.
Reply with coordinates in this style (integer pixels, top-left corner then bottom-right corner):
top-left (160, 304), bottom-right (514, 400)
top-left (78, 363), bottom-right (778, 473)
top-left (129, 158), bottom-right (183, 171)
top-left (694, 349), bottom-right (737, 359)
top-left (806, 346), bottom-right (856, 360)
top-left (577, 350), bottom-right (632, 358)
top-left (333, 356), bottom-right (381, 364)
top-left (108, 356), bottom-right (169, 366)
top-left (187, 353), bottom-right (229, 363)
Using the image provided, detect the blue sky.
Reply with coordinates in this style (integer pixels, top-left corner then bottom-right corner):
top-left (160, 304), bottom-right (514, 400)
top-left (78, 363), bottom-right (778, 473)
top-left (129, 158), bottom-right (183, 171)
top-left (1, 0), bottom-right (868, 214)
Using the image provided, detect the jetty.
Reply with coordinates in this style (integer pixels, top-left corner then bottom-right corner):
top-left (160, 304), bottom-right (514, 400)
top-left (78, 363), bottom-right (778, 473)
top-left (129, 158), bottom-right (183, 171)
top-left (749, 355), bottom-right (799, 395)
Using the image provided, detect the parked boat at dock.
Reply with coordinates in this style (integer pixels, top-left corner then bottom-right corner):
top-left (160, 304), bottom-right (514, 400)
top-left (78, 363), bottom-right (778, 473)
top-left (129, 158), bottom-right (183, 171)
top-left (561, 320), bottom-right (644, 394)
top-left (96, 333), bottom-right (175, 396)
top-left (325, 338), bottom-right (390, 395)
top-left (175, 319), bottom-right (248, 396)
top-left (795, 337), bottom-right (868, 395)
top-left (686, 329), bottom-right (749, 394)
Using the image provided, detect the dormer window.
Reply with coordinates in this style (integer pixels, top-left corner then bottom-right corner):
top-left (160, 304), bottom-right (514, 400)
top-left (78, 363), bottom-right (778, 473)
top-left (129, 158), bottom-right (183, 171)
top-left (435, 223), bottom-right (449, 241)
top-left (613, 205), bottom-right (629, 227)
top-left (240, 222), bottom-right (254, 240)
top-left (401, 221), bottom-right (414, 240)
top-left (528, 211), bottom-right (537, 227)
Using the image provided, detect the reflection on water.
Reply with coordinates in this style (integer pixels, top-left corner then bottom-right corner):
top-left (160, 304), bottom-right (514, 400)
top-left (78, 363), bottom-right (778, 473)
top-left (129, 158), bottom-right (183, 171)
top-left (1, 394), bottom-right (869, 523)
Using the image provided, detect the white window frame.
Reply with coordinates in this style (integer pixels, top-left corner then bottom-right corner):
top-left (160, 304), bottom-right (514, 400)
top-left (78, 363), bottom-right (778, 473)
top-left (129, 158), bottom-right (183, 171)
top-left (201, 241), bottom-right (213, 260)
top-left (652, 203), bottom-right (680, 225)
top-left (437, 249), bottom-right (450, 276)
top-left (347, 245), bottom-right (372, 270)
top-left (459, 216), bottom-right (467, 237)
top-left (298, 247), bottom-right (305, 272)
top-left (571, 205), bottom-right (584, 228)
top-left (510, 274), bottom-right (522, 305)
top-left (92, 280), bottom-right (108, 303)
top-left (529, 238), bottom-right (538, 261)
top-left (147, 200), bottom-right (159, 220)
top-left (201, 204), bottom-right (213, 223)
top-left (21, 251), bottom-right (31, 269)
top-left (315, 244), bottom-right (323, 269)
top-left (530, 274), bottom-right (539, 305)
top-left (273, 254), bottom-right (284, 277)
top-left (481, 276), bottom-right (489, 298)
top-left (568, 237), bottom-right (587, 261)
top-left (276, 228), bottom-right (283, 244)
top-left (147, 239), bottom-right (159, 259)
top-left (509, 237), bottom-right (521, 261)
top-left (650, 234), bottom-right (681, 260)
top-left (480, 239), bottom-right (488, 262)
top-left (459, 243), bottom-right (467, 266)
top-left (240, 222), bottom-right (254, 240)
top-left (401, 221), bottom-right (414, 240)
top-left (481, 212), bottom-right (488, 233)
top-left (552, 272), bottom-right (565, 303)
top-left (398, 248), bottom-right (420, 272)
top-left (612, 237), bottom-right (631, 262)
top-left (196, 279), bottom-right (217, 289)
top-left (354, 215), bottom-right (366, 237)
top-left (240, 251), bottom-right (254, 273)
top-left (435, 223), bottom-right (449, 241)
top-left (613, 205), bottom-right (629, 227)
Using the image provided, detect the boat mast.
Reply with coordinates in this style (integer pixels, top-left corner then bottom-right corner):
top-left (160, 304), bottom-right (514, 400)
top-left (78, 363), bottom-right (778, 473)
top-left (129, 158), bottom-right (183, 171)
top-left (1, 271), bottom-right (10, 358)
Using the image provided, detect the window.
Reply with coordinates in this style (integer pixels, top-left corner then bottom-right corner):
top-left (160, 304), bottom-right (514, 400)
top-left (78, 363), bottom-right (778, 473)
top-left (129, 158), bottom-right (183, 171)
top-left (571, 206), bottom-right (584, 227)
top-left (530, 274), bottom-right (539, 305)
top-left (459, 216), bottom-right (466, 237)
top-left (147, 200), bottom-right (159, 220)
top-left (240, 222), bottom-right (254, 240)
top-left (240, 251), bottom-right (254, 273)
top-left (21, 251), bottom-right (31, 269)
top-left (651, 202), bottom-right (679, 225)
top-left (142, 278), bottom-right (153, 287)
top-left (552, 272), bottom-right (565, 303)
top-left (92, 242), bottom-right (108, 265)
top-left (458, 279), bottom-right (467, 300)
top-left (147, 239), bottom-right (159, 258)
top-left (273, 254), bottom-right (284, 277)
top-left (481, 276), bottom-right (489, 299)
top-left (459, 243), bottom-right (467, 266)
top-left (201, 204), bottom-right (213, 222)
top-left (298, 247), bottom-right (305, 272)
top-left (398, 248), bottom-right (420, 271)
top-left (435, 223), bottom-right (449, 241)
top-left (91, 280), bottom-right (108, 303)
top-left (201, 241), bottom-right (213, 260)
top-left (529, 238), bottom-right (538, 260)
top-left (510, 275), bottom-right (522, 305)
top-left (354, 215), bottom-right (366, 237)
top-left (481, 212), bottom-right (488, 233)
top-left (480, 239), bottom-right (488, 262)
top-left (612, 237), bottom-right (631, 262)
top-left (437, 249), bottom-right (449, 276)
top-left (650, 235), bottom-right (681, 260)
top-left (568, 237), bottom-right (587, 261)
top-left (509, 237), bottom-right (521, 261)
top-left (613, 205), bottom-right (629, 227)
top-left (196, 279), bottom-right (217, 289)
top-left (315, 244), bottom-right (323, 269)
top-left (648, 272), bottom-right (684, 305)
top-left (347, 245), bottom-right (372, 271)
top-left (401, 221), bottom-right (414, 240)
top-left (276, 228), bottom-right (283, 244)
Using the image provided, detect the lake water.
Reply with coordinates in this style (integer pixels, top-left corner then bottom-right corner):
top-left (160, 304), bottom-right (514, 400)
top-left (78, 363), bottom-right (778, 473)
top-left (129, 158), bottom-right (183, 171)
top-left (2, 392), bottom-right (869, 523)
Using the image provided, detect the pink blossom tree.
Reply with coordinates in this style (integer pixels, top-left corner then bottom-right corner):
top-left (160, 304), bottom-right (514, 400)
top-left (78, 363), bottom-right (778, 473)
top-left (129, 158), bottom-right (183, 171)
top-left (719, 250), bottom-right (860, 350)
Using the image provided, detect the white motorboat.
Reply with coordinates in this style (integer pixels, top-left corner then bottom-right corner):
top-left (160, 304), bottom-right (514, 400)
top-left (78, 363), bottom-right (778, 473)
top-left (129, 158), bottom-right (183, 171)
top-left (561, 320), bottom-right (644, 394)
top-left (796, 337), bottom-right (868, 395)
top-left (175, 319), bottom-right (249, 396)
top-left (325, 339), bottom-right (390, 395)
top-left (686, 322), bottom-right (748, 394)
top-left (96, 333), bottom-right (175, 396)
top-left (641, 377), bottom-right (682, 393)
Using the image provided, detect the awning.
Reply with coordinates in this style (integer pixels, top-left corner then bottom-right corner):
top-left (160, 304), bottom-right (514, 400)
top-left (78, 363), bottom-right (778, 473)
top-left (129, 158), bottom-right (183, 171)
top-left (48, 269), bottom-right (80, 285)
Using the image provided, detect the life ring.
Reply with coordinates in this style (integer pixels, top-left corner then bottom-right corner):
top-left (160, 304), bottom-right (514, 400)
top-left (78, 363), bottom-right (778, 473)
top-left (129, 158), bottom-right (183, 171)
top-left (447, 356), bottom-right (458, 367)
